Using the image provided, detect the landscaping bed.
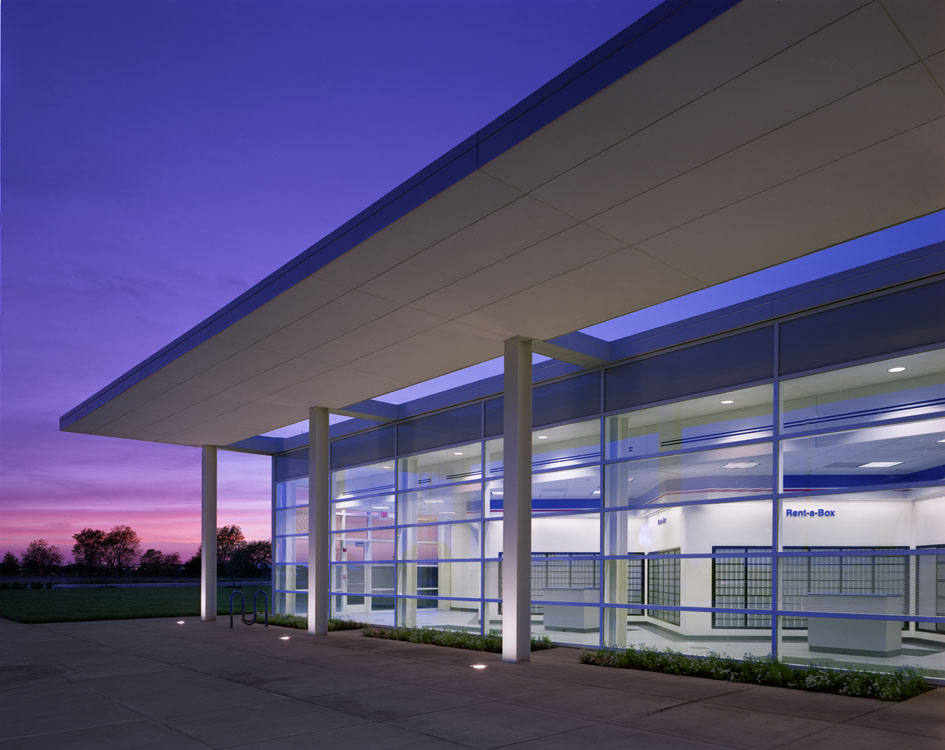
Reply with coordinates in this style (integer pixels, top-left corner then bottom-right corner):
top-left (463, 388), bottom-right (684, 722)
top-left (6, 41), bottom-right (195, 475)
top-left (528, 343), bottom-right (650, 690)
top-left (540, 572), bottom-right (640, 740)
top-left (363, 625), bottom-right (554, 653)
top-left (580, 646), bottom-right (928, 701)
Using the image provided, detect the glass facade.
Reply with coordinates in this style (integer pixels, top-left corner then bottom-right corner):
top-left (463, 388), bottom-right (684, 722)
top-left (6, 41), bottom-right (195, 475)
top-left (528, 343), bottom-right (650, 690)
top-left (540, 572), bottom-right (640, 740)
top-left (273, 282), bottom-right (945, 676)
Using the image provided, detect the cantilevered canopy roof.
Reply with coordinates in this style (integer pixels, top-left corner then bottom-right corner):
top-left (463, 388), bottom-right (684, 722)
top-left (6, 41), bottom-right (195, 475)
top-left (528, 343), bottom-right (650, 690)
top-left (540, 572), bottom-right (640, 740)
top-left (62, 0), bottom-right (945, 447)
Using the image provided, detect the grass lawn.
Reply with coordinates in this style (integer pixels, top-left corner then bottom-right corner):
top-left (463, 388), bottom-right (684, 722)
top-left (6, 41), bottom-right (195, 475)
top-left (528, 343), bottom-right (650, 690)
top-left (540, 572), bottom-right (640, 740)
top-left (0, 584), bottom-right (272, 623)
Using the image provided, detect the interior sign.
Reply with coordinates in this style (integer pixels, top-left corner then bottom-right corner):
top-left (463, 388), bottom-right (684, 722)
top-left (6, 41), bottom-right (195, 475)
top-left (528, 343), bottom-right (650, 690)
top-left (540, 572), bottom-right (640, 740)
top-left (785, 508), bottom-right (836, 518)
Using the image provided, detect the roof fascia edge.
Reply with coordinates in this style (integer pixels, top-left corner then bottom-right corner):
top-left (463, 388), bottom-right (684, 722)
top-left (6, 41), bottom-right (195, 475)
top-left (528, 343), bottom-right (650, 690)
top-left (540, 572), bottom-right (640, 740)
top-left (60, 0), bottom-right (741, 432)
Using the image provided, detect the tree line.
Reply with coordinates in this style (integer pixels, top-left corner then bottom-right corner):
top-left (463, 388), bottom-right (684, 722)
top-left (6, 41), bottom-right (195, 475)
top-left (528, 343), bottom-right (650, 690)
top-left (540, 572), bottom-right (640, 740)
top-left (0, 524), bottom-right (270, 579)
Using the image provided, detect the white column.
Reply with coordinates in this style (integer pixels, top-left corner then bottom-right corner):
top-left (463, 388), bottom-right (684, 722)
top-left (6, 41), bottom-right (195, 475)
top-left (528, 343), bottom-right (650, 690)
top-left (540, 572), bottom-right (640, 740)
top-left (308, 406), bottom-right (330, 635)
top-left (201, 445), bottom-right (217, 621)
top-left (502, 336), bottom-right (532, 662)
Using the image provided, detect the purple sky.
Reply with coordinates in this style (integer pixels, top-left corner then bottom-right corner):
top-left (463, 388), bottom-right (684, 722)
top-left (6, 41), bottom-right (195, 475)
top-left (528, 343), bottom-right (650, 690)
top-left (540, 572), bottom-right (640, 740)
top-left (0, 0), bottom-right (667, 559)
top-left (2, 1), bottom-right (942, 563)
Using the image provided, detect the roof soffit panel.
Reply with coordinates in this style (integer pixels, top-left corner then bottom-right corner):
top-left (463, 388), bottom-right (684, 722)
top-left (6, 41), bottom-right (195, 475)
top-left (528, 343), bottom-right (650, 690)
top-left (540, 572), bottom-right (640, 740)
top-left (213, 357), bottom-right (337, 404)
top-left (478, 0), bottom-right (871, 192)
top-left (253, 290), bottom-right (401, 357)
top-left (926, 49), bottom-right (945, 89)
top-left (529, 3), bottom-right (918, 220)
top-left (456, 246), bottom-right (703, 340)
top-left (143, 336), bottom-right (247, 388)
top-left (634, 117), bottom-right (945, 283)
top-left (213, 274), bottom-right (352, 347)
top-left (274, 366), bottom-right (410, 410)
top-left (299, 306), bottom-right (447, 366)
top-left (344, 320), bottom-right (506, 384)
top-left (357, 196), bottom-right (578, 305)
top-left (589, 63), bottom-right (945, 245)
top-left (312, 170), bottom-right (524, 289)
top-left (410, 223), bottom-right (626, 319)
top-left (880, 0), bottom-right (945, 59)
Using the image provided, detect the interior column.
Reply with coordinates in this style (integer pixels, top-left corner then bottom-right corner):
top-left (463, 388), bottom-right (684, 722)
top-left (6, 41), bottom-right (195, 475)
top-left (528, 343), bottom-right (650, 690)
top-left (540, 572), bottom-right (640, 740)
top-left (308, 406), bottom-right (330, 635)
top-left (502, 336), bottom-right (532, 662)
top-left (201, 445), bottom-right (217, 621)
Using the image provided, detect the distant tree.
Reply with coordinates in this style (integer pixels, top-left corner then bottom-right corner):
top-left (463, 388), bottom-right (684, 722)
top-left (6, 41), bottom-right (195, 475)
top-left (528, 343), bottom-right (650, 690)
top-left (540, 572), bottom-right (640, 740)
top-left (216, 525), bottom-right (245, 571)
top-left (183, 548), bottom-right (201, 577)
top-left (1, 551), bottom-right (19, 576)
top-left (102, 525), bottom-right (140, 578)
top-left (246, 540), bottom-right (271, 571)
top-left (72, 528), bottom-right (107, 574)
top-left (21, 539), bottom-right (63, 576)
top-left (139, 549), bottom-right (182, 577)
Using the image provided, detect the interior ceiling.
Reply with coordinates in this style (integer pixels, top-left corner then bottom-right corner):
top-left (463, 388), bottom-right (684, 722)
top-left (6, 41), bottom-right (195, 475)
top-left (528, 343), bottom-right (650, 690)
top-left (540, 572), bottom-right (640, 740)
top-left (63, 0), bottom-right (945, 448)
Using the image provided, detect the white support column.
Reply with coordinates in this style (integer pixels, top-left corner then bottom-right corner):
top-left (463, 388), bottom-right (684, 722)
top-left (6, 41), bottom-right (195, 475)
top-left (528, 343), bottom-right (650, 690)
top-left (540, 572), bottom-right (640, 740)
top-left (502, 336), bottom-right (532, 662)
top-left (308, 406), bottom-right (330, 635)
top-left (201, 445), bottom-right (217, 622)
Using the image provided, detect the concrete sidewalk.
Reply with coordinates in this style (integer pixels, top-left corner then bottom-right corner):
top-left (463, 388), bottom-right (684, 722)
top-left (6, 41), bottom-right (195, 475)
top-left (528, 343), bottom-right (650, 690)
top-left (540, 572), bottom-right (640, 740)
top-left (0, 617), bottom-right (941, 749)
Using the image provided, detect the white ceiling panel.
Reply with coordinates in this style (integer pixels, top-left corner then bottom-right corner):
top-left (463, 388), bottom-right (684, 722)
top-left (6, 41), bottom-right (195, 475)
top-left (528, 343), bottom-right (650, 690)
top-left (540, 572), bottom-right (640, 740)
top-left (880, 0), bottom-right (945, 59)
top-left (531, 4), bottom-right (917, 220)
top-left (273, 365), bottom-right (408, 409)
top-left (358, 196), bottom-right (577, 305)
top-left (457, 247), bottom-right (703, 340)
top-left (589, 63), bottom-right (945, 246)
top-left (926, 48), bottom-right (945, 89)
top-left (254, 290), bottom-right (400, 356)
top-left (302, 306), bottom-right (447, 366)
top-left (410, 224), bottom-right (627, 320)
top-left (479, 0), bottom-right (870, 192)
top-left (634, 117), bottom-right (945, 284)
top-left (313, 170), bottom-right (523, 289)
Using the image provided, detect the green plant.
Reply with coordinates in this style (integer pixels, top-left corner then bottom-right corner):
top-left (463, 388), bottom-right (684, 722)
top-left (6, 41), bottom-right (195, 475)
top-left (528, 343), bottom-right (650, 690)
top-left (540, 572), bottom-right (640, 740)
top-left (579, 646), bottom-right (928, 701)
top-left (267, 613), bottom-right (367, 631)
top-left (29, 581), bottom-right (43, 590)
top-left (362, 625), bottom-right (554, 653)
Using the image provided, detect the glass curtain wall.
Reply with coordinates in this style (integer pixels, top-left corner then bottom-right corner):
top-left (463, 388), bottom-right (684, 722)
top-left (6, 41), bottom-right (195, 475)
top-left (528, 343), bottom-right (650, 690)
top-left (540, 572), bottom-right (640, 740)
top-left (273, 335), bottom-right (945, 674)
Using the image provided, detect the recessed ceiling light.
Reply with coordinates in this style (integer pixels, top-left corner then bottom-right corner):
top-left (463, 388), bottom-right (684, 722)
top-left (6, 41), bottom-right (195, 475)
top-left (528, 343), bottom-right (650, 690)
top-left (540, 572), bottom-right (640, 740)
top-left (537, 435), bottom-right (548, 440)
top-left (453, 452), bottom-right (463, 456)
top-left (938, 439), bottom-right (945, 444)
top-left (382, 465), bottom-right (391, 469)
top-left (592, 489), bottom-right (601, 495)
top-left (720, 400), bottom-right (735, 405)
top-left (370, 506), bottom-right (388, 510)
top-left (279, 636), bottom-right (291, 641)
top-left (887, 366), bottom-right (906, 373)
top-left (470, 664), bottom-right (487, 670)
top-left (859, 461), bottom-right (902, 468)
top-left (627, 477), bottom-right (635, 482)
top-left (722, 461), bottom-right (759, 469)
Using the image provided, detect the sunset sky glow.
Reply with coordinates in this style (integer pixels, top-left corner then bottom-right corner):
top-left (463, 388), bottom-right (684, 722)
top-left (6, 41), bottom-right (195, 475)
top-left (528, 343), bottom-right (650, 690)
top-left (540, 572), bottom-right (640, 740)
top-left (2, 0), bottom-right (942, 562)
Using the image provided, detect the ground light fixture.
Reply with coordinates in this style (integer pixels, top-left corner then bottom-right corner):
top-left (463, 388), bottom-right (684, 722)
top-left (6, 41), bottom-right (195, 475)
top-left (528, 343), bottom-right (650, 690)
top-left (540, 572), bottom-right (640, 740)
top-left (470, 664), bottom-right (487, 670)
top-left (888, 366), bottom-right (906, 373)
top-left (176, 620), bottom-right (185, 625)
top-left (279, 636), bottom-right (291, 641)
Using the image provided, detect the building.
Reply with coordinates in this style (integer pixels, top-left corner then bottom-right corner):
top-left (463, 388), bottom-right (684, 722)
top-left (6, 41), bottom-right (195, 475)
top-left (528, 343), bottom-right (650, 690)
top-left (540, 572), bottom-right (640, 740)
top-left (62, 0), bottom-right (945, 671)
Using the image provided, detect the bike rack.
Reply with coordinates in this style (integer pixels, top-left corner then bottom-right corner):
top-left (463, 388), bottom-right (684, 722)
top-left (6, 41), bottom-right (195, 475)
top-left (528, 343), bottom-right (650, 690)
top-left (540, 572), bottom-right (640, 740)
top-left (229, 589), bottom-right (270, 629)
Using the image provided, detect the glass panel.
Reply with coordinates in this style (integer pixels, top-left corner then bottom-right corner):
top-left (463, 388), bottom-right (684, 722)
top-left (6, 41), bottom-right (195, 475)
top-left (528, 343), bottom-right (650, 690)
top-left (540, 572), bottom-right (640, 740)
top-left (781, 417), bottom-right (945, 493)
top-left (331, 461), bottom-right (395, 499)
top-left (275, 564), bottom-right (308, 591)
top-left (397, 562), bottom-right (481, 600)
top-left (488, 467), bottom-right (602, 516)
top-left (330, 425), bottom-right (395, 471)
top-left (780, 348), bottom-right (945, 435)
top-left (332, 527), bottom-right (395, 563)
top-left (648, 548), bottom-right (681, 625)
top-left (486, 419), bottom-right (601, 477)
top-left (274, 535), bottom-right (308, 565)
top-left (400, 598), bottom-right (482, 632)
top-left (397, 485), bottom-right (482, 524)
top-left (398, 442), bottom-right (482, 489)
top-left (332, 496), bottom-right (395, 531)
top-left (532, 605), bottom-right (601, 647)
top-left (276, 478), bottom-right (308, 508)
top-left (330, 562), bottom-right (396, 615)
top-left (606, 385), bottom-right (772, 459)
top-left (397, 403), bottom-right (482, 455)
top-left (275, 591), bottom-right (307, 618)
top-left (917, 545), bottom-right (945, 634)
top-left (606, 444), bottom-right (773, 508)
top-left (397, 522), bottom-right (482, 561)
top-left (275, 506), bottom-right (308, 535)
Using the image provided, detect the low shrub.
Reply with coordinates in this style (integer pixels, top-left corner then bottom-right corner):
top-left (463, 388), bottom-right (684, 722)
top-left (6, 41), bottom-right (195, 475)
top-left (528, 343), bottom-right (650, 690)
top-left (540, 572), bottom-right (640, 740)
top-left (29, 581), bottom-right (43, 590)
top-left (362, 625), bottom-right (554, 653)
top-left (579, 646), bottom-right (927, 701)
top-left (267, 613), bottom-right (367, 631)
top-left (44, 582), bottom-right (54, 590)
